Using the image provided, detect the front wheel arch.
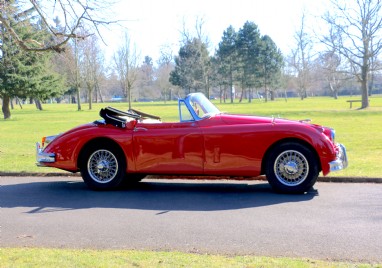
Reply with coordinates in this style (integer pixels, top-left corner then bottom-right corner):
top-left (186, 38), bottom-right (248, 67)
top-left (261, 138), bottom-right (321, 175)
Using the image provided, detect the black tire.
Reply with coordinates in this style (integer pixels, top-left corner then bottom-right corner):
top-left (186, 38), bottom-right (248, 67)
top-left (265, 142), bottom-right (319, 194)
top-left (80, 143), bottom-right (126, 190)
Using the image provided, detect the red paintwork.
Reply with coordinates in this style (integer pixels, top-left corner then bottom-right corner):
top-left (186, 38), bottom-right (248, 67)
top-left (41, 112), bottom-right (338, 177)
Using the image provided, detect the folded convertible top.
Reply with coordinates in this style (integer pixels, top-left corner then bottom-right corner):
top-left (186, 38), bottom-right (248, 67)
top-left (99, 106), bottom-right (161, 128)
top-left (99, 107), bottom-right (140, 128)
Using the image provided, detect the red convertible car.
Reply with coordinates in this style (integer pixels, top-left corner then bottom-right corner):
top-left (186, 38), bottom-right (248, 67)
top-left (36, 93), bottom-right (347, 193)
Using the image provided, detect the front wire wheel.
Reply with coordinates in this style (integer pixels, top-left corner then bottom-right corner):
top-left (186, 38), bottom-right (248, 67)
top-left (274, 150), bottom-right (309, 187)
top-left (266, 142), bottom-right (319, 194)
top-left (81, 144), bottom-right (126, 190)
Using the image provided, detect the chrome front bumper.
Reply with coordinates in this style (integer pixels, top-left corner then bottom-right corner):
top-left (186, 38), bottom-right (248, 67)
top-left (36, 143), bottom-right (55, 166)
top-left (329, 143), bottom-right (348, 172)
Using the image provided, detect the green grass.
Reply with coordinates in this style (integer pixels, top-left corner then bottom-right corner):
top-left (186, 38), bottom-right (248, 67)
top-left (1, 95), bottom-right (382, 177)
top-left (0, 248), bottom-right (380, 267)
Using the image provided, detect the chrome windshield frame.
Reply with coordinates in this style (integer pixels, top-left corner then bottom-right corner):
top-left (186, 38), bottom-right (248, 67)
top-left (178, 93), bottom-right (220, 122)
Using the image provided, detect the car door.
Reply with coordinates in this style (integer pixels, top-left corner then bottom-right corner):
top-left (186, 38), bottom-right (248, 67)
top-left (132, 121), bottom-right (204, 174)
top-left (200, 120), bottom-right (262, 177)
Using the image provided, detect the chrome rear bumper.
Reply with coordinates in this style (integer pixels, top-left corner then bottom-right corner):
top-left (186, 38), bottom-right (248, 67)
top-left (329, 143), bottom-right (348, 172)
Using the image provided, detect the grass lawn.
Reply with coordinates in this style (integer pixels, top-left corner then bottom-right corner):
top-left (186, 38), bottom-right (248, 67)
top-left (0, 248), bottom-right (380, 267)
top-left (0, 95), bottom-right (382, 177)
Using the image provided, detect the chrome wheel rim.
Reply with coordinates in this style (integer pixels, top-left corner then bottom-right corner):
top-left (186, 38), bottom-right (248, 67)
top-left (274, 150), bottom-right (309, 186)
top-left (87, 149), bottom-right (118, 183)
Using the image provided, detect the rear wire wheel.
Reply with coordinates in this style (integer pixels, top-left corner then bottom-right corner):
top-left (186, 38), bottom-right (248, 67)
top-left (80, 143), bottom-right (126, 190)
top-left (266, 142), bottom-right (319, 194)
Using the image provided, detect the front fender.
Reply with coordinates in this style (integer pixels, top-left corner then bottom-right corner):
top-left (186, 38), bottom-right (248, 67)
top-left (264, 124), bottom-right (338, 176)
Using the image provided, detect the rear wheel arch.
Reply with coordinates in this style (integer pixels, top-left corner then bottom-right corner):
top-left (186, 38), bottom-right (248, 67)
top-left (77, 138), bottom-right (126, 170)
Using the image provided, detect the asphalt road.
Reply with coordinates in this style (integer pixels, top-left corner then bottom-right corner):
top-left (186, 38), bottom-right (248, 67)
top-left (1, 176), bottom-right (381, 262)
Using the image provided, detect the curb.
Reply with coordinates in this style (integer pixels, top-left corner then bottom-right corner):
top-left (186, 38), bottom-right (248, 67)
top-left (0, 172), bottom-right (381, 183)
top-left (317, 176), bottom-right (382, 183)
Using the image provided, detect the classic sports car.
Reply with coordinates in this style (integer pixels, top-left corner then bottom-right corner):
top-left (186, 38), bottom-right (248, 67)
top-left (36, 93), bottom-right (347, 193)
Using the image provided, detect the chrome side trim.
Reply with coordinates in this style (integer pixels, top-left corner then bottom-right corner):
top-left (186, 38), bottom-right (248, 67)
top-left (329, 143), bottom-right (348, 172)
top-left (36, 143), bottom-right (55, 165)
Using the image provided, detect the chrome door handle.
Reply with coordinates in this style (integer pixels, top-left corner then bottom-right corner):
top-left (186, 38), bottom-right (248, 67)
top-left (134, 127), bottom-right (148, 132)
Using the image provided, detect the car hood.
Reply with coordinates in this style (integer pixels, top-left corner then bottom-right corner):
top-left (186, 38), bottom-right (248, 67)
top-left (218, 113), bottom-right (329, 136)
top-left (219, 113), bottom-right (298, 125)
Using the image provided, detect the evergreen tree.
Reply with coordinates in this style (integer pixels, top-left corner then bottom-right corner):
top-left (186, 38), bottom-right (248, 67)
top-left (0, 2), bottom-right (64, 118)
top-left (258, 35), bottom-right (284, 101)
top-left (236, 21), bottom-right (262, 102)
top-left (215, 26), bottom-right (238, 103)
top-left (169, 38), bottom-right (210, 96)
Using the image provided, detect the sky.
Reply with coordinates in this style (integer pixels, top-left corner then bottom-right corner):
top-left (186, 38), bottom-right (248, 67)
top-left (100, 0), bottom-right (330, 62)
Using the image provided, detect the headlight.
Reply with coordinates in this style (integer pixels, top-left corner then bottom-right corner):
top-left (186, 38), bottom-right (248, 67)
top-left (41, 135), bottom-right (57, 148)
top-left (322, 127), bottom-right (336, 143)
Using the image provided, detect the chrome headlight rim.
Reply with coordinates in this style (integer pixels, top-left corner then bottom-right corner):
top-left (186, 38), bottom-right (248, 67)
top-left (329, 128), bottom-right (336, 143)
top-left (44, 135), bottom-right (58, 146)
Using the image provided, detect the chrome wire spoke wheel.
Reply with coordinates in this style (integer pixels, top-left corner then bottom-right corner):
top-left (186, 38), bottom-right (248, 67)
top-left (274, 150), bottom-right (309, 186)
top-left (87, 149), bottom-right (118, 184)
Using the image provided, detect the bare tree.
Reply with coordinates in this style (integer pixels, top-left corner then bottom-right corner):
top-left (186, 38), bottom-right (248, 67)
top-left (321, 0), bottom-right (382, 108)
top-left (81, 34), bottom-right (104, 109)
top-left (180, 16), bottom-right (210, 47)
top-left (113, 33), bottom-right (140, 110)
top-left (0, 0), bottom-right (118, 53)
top-left (157, 44), bottom-right (174, 102)
top-left (74, 37), bottom-right (82, 110)
top-left (316, 50), bottom-right (345, 99)
top-left (289, 12), bottom-right (314, 100)
top-left (368, 38), bottom-right (382, 96)
top-left (52, 36), bottom-right (82, 109)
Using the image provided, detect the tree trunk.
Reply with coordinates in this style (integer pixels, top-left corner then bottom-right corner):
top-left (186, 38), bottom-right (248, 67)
top-left (361, 64), bottom-right (369, 109)
top-left (128, 85), bottom-right (132, 110)
top-left (35, 99), bottom-right (43, 110)
top-left (16, 97), bottom-right (23, 109)
top-left (239, 88), bottom-right (244, 103)
top-left (2, 95), bottom-right (11, 119)
top-left (97, 83), bottom-right (104, 103)
top-left (361, 79), bottom-right (369, 109)
top-left (300, 88), bottom-right (305, 100)
top-left (368, 72), bottom-right (374, 97)
top-left (88, 87), bottom-right (93, 110)
top-left (264, 88), bottom-right (268, 102)
top-left (270, 90), bottom-right (275, 101)
top-left (76, 86), bottom-right (82, 111)
top-left (229, 70), bottom-right (234, 103)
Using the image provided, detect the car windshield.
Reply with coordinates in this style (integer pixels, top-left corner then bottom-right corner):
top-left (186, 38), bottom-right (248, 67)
top-left (187, 93), bottom-right (220, 118)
